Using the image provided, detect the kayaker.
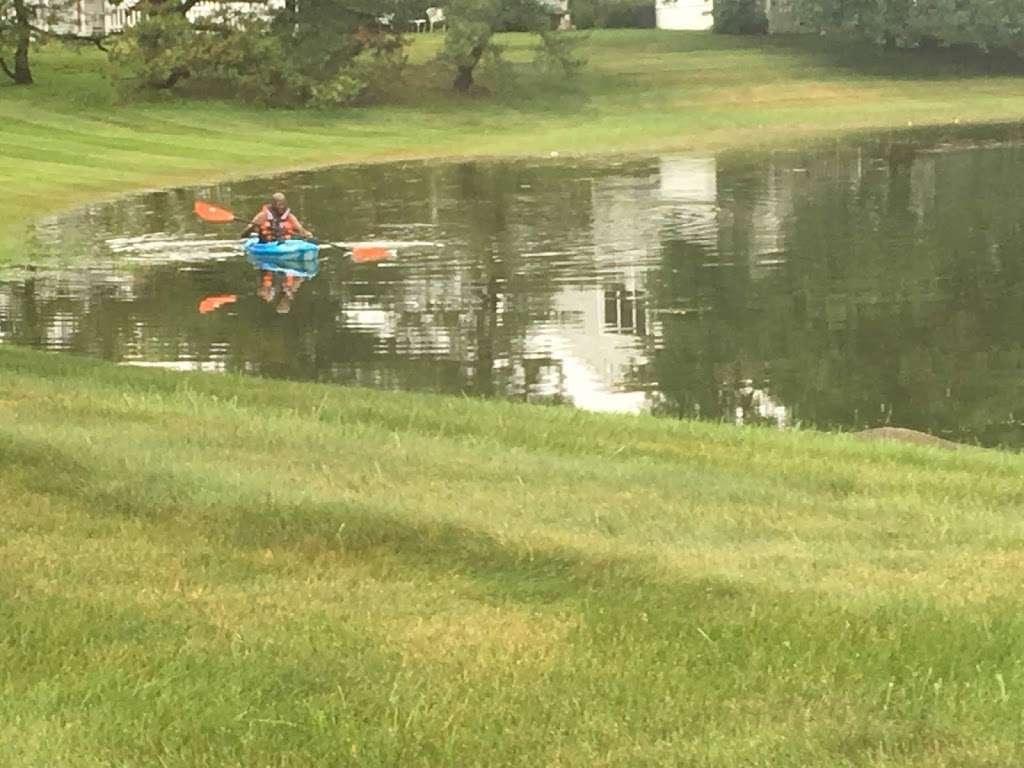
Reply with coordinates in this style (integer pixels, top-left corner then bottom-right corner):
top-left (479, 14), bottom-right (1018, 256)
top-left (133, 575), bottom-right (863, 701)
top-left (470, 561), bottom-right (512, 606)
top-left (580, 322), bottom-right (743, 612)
top-left (241, 192), bottom-right (314, 243)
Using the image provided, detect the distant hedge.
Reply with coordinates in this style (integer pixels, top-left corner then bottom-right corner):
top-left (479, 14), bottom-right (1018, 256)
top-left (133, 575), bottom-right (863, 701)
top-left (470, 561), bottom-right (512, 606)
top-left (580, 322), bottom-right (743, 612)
top-left (713, 0), bottom-right (767, 34)
top-left (570, 0), bottom-right (655, 29)
top-left (784, 0), bottom-right (1024, 54)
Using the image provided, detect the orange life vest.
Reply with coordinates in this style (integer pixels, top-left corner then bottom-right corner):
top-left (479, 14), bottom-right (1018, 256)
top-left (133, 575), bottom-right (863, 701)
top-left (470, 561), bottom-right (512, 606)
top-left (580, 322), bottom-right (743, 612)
top-left (257, 207), bottom-right (297, 242)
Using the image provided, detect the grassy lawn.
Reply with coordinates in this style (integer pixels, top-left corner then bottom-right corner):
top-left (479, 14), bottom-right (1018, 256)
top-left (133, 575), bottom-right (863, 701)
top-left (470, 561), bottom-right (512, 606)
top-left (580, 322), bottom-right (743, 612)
top-left (5, 30), bottom-right (1024, 258)
top-left (4, 347), bottom-right (1024, 766)
top-left (6, 29), bottom-right (1024, 765)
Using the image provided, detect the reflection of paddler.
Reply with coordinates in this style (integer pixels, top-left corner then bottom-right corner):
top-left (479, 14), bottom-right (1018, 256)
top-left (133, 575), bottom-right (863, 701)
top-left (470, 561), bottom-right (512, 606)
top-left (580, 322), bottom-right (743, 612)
top-left (257, 270), bottom-right (306, 315)
top-left (247, 241), bottom-right (318, 316)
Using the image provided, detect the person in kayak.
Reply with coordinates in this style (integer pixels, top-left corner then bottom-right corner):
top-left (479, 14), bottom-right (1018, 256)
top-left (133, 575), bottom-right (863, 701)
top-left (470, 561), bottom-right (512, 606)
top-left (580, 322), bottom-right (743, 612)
top-left (241, 192), bottom-right (314, 243)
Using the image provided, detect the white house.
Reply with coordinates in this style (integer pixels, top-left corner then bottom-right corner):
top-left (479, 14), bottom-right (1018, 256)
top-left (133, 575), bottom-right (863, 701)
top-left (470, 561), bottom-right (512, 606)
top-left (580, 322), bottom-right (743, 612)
top-left (48, 0), bottom-right (283, 37)
top-left (45, 0), bottom-right (120, 37)
top-left (655, 0), bottom-right (714, 31)
top-left (655, 0), bottom-right (805, 33)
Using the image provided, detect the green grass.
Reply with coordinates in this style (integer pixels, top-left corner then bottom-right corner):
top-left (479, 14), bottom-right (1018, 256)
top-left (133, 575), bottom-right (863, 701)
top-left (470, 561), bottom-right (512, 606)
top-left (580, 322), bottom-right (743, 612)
top-left (5, 30), bottom-right (1024, 258)
top-left (5, 348), bottom-right (1024, 765)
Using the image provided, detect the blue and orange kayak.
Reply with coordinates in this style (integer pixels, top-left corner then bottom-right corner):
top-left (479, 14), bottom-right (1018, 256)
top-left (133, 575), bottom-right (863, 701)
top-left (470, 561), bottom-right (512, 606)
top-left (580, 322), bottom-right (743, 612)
top-left (243, 237), bottom-right (320, 257)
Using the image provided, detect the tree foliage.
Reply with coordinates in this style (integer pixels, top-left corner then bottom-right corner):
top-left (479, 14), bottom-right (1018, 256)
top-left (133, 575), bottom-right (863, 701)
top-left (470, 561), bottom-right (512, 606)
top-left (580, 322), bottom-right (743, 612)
top-left (110, 0), bottom-right (413, 106)
top-left (784, 0), bottom-right (1024, 54)
top-left (712, 0), bottom-right (767, 34)
top-left (569, 0), bottom-right (656, 29)
top-left (441, 0), bottom-right (584, 92)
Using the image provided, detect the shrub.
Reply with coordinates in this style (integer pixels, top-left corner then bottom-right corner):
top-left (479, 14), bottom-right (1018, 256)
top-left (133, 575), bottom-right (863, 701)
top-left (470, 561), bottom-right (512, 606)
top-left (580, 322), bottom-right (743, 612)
top-left (713, 0), bottom-right (767, 35)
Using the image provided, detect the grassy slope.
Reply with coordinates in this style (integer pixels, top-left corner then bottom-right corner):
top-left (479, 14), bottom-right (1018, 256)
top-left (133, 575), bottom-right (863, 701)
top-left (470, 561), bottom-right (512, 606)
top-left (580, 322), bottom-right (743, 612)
top-left (4, 349), bottom-right (1024, 766)
top-left (5, 30), bottom-right (1024, 257)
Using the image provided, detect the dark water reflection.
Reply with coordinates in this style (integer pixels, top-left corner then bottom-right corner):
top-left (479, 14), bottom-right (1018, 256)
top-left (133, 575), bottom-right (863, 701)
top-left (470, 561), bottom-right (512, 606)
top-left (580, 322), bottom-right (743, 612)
top-left (6, 127), bottom-right (1024, 447)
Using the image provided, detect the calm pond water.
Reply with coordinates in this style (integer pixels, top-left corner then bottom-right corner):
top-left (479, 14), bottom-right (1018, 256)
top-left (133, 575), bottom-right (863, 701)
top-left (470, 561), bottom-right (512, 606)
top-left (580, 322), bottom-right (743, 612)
top-left (6, 126), bottom-right (1024, 447)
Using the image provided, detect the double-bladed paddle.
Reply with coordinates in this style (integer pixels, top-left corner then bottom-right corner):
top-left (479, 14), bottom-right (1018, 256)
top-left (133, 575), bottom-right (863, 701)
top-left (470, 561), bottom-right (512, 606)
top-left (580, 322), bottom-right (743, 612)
top-left (194, 200), bottom-right (397, 262)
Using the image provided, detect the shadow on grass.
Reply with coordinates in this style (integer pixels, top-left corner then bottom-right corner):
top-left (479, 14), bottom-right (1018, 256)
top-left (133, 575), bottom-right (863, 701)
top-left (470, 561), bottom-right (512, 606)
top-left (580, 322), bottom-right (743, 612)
top-left (764, 32), bottom-right (1024, 80)
top-left (383, 62), bottom-right (593, 116)
top-left (0, 431), bottom-right (660, 607)
top-left (0, 430), bottom-right (940, 619)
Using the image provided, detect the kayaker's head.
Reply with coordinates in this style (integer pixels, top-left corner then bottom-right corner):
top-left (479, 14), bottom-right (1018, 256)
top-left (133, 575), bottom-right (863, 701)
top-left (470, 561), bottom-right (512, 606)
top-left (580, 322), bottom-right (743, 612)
top-left (270, 192), bottom-right (288, 216)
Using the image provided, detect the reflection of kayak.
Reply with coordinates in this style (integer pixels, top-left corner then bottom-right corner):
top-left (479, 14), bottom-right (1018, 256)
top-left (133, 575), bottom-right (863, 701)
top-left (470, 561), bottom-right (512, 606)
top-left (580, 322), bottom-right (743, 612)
top-left (246, 251), bottom-right (319, 279)
top-left (243, 237), bottom-right (320, 257)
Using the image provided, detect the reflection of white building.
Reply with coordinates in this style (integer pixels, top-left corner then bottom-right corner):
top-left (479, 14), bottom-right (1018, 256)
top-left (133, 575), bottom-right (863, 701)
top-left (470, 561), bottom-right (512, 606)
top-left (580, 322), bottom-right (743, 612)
top-left (662, 153), bottom-right (793, 268)
top-left (516, 171), bottom-right (669, 413)
top-left (733, 379), bottom-right (790, 428)
top-left (749, 164), bottom-right (793, 260)
top-left (525, 283), bottom-right (653, 413)
top-left (659, 156), bottom-right (719, 250)
top-left (910, 155), bottom-right (936, 223)
top-left (340, 303), bottom-right (395, 340)
top-left (590, 172), bottom-right (662, 262)
top-left (516, 156), bottom-right (798, 414)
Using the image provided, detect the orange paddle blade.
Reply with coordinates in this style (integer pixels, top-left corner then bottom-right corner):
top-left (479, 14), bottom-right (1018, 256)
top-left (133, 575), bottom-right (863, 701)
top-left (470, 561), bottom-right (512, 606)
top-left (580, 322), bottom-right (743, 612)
top-left (351, 246), bottom-right (395, 263)
top-left (198, 294), bottom-right (238, 314)
top-left (194, 201), bottom-right (236, 224)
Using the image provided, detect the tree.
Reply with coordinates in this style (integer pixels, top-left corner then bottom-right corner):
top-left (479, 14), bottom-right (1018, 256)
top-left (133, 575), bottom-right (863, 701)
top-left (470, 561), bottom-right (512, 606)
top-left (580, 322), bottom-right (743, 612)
top-left (1, 0), bottom-right (112, 86)
top-left (712, 0), bottom-right (767, 34)
top-left (0, 0), bottom-right (40, 84)
top-left (110, 0), bottom-right (416, 105)
top-left (442, 0), bottom-right (583, 92)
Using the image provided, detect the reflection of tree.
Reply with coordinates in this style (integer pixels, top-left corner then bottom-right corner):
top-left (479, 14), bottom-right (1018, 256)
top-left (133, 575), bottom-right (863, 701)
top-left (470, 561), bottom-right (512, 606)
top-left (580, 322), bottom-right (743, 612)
top-left (445, 161), bottom-right (576, 400)
top-left (651, 139), bottom-right (1024, 447)
top-left (650, 152), bottom-right (770, 423)
top-left (4, 275), bottom-right (42, 347)
top-left (650, 235), bottom-right (744, 421)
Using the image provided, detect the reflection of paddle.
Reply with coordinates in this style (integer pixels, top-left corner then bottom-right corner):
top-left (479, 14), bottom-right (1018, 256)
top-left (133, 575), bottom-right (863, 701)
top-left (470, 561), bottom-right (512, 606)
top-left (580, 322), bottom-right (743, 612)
top-left (351, 246), bottom-right (395, 263)
top-left (198, 294), bottom-right (237, 314)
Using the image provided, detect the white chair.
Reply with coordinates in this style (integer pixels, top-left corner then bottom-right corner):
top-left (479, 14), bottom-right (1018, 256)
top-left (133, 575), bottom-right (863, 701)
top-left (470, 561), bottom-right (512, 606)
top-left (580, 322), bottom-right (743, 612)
top-left (426, 7), bottom-right (446, 32)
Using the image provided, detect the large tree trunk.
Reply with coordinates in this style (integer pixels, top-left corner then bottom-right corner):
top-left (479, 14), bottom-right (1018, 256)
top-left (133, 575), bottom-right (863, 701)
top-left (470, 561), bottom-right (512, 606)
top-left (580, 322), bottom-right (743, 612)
top-left (453, 41), bottom-right (486, 92)
top-left (1, 0), bottom-right (33, 84)
top-left (154, 66), bottom-right (190, 89)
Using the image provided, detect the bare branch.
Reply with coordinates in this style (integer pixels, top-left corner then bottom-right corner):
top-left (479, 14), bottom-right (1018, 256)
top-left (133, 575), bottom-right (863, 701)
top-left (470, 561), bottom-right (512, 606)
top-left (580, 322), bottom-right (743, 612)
top-left (26, 22), bottom-right (111, 50)
top-left (156, 65), bottom-right (189, 88)
top-left (0, 57), bottom-right (16, 82)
